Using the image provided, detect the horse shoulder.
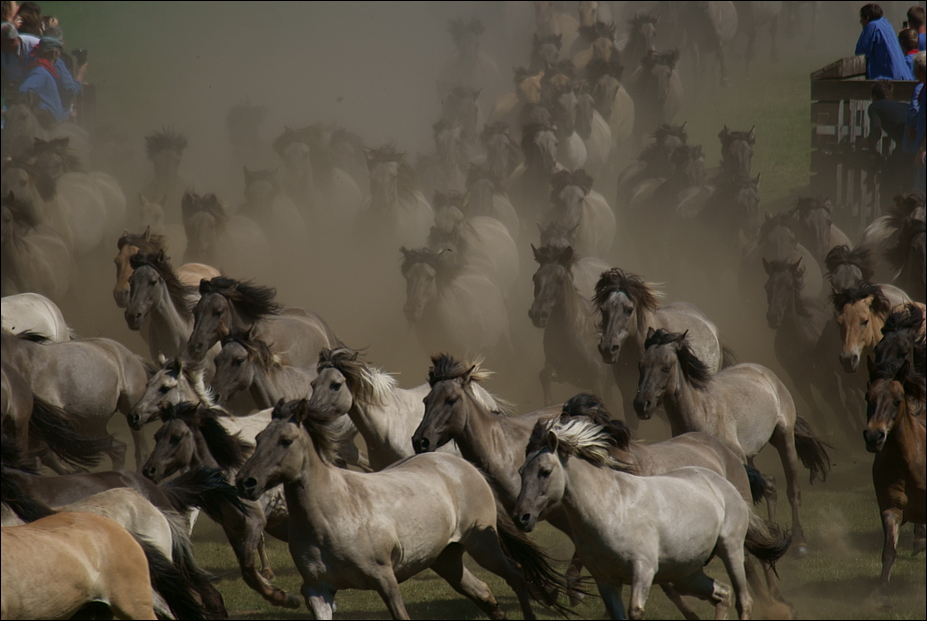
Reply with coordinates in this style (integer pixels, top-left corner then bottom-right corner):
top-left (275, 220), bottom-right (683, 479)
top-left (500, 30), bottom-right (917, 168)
top-left (176, 263), bottom-right (221, 288)
top-left (879, 284), bottom-right (914, 308)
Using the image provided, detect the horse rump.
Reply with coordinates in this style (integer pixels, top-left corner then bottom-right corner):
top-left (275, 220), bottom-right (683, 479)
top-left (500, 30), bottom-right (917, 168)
top-left (793, 415), bottom-right (832, 483)
top-left (163, 509), bottom-right (228, 619)
top-left (136, 536), bottom-right (211, 620)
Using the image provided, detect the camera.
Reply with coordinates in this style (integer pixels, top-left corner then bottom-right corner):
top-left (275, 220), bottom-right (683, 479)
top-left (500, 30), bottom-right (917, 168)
top-left (72, 49), bottom-right (88, 66)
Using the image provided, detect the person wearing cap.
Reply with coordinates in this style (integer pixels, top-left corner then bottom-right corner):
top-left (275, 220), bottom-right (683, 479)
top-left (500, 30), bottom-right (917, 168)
top-left (855, 4), bottom-right (914, 80)
top-left (1, 21), bottom-right (38, 92)
top-left (18, 35), bottom-right (81, 122)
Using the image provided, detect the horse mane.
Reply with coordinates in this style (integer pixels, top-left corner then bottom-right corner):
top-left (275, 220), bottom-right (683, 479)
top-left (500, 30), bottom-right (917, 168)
top-left (521, 122), bottom-right (554, 155)
top-left (653, 123), bottom-right (688, 144)
top-left (578, 21), bottom-right (617, 43)
top-left (399, 246), bottom-right (444, 275)
top-left (526, 418), bottom-right (633, 472)
top-left (221, 327), bottom-right (282, 370)
top-left (643, 48), bottom-right (679, 70)
top-left (116, 229), bottom-right (168, 253)
top-left (330, 127), bottom-right (365, 151)
top-left (198, 276), bottom-right (282, 323)
top-left (2, 192), bottom-right (39, 229)
top-left (644, 328), bottom-right (713, 390)
top-left (316, 347), bottom-right (397, 409)
top-left (831, 281), bottom-right (892, 318)
top-left (271, 126), bottom-right (309, 157)
top-left (891, 192), bottom-right (926, 218)
top-left (29, 137), bottom-right (83, 172)
top-left (593, 267), bottom-right (663, 314)
top-left (586, 58), bottom-right (624, 84)
top-left (272, 399), bottom-right (345, 466)
top-left (181, 191), bottom-right (229, 230)
top-left (145, 127), bottom-right (188, 159)
top-left (367, 142), bottom-right (418, 199)
top-left (885, 217), bottom-right (925, 273)
top-left (532, 33), bottom-right (563, 51)
top-left (532, 242), bottom-right (578, 269)
top-left (432, 117), bottom-right (462, 135)
top-left (550, 169), bottom-right (594, 199)
top-left (628, 11), bottom-right (658, 26)
top-left (129, 251), bottom-right (197, 315)
top-left (160, 402), bottom-right (251, 470)
top-left (432, 190), bottom-right (467, 211)
top-left (824, 244), bottom-right (875, 281)
top-left (2, 159), bottom-right (56, 201)
top-left (427, 353), bottom-right (510, 414)
top-left (882, 303), bottom-right (924, 337)
top-left (226, 101), bottom-right (266, 128)
top-left (718, 127), bottom-right (757, 149)
top-left (765, 259), bottom-right (812, 315)
top-left (792, 196), bottom-right (831, 217)
top-left (561, 393), bottom-right (632, 451)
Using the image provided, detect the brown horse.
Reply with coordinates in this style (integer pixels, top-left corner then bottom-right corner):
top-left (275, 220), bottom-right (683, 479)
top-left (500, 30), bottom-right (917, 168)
top-left (864, 359), bottom-right (926, 607)
top-left (832, 282), bottom-right (914, 373)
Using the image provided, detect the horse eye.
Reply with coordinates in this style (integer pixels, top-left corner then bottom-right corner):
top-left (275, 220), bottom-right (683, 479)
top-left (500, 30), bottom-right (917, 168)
top-left (331, 382), bottom-right (342, 391)
top-left (150, 280), bottom-right (157, 287)
top-left (233, 359), bottom-right (244, 367)
top-left (280, 438), bottom-right (293, 448)
top-left (861, 319), bottom-right (869, 326)
top-left (159, 385), bottom-right (171, 394)
top-left (661, 366), bottom-right (670, 373)
top-left (539, 470), bottom-right (551, 479)
top-left (170, 435), bottom-right (181, 444)
top-left (212, 310), bottom-right (222, 318)
top-left (893, 399), bottom-right (902, 406)
top-left (624, 308), bottom-right (633, 316)
top-left (446, 397), bottom-right (457, 405)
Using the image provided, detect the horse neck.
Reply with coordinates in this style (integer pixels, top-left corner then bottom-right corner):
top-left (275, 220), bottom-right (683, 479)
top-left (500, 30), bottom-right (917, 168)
top-left (629, 305), bottom-right (657, 356)
top-left (247, 365), bottom-right (280, 410)
top-left (150, 285), bottom-right (194, 351)
top-left (454, 392), bottom-right (524, 499)
top-left (282, 432), bottom-right (342, 523)
top-left (348, 389), bottom-right (398, 458)
top-left (190, 427), bottom-right (222, 471)
top-left (884, 403), bottom-right (927, 486)
top-left (551, 275), bottom-right (596, 339)
top-left (661, 366), bottom-right (713, 438)
top-left (560, 455), bottom-right (625, 529)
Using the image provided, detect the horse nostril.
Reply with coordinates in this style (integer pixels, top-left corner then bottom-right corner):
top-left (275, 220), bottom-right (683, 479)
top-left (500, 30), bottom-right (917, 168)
top-left (242, 477), bottom-right (257, 489)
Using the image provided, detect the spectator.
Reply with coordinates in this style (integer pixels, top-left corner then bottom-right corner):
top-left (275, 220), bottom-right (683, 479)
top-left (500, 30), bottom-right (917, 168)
top-left (0, 1), bottom-right (17, 23)
top-left (907, 5), bottom-right (925, 51)
top-left (1, 20), bottom-right (38, 92)
top-left (18, 35), bottom-right (81, 124)
top-left (15, 1), bottom-right (39, 36)
top-left (900, 28), bottom-right (919, 75)
top-left (856, 4), bottom-right (914, 80)
top-left (912, 52), bottom-right (926, 192)
top-left (867, 80), bottom-right (909, 150)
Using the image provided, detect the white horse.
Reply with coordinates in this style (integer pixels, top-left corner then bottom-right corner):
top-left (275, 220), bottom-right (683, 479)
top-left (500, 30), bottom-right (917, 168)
top-left (1, 293), bottom-right (71, 343)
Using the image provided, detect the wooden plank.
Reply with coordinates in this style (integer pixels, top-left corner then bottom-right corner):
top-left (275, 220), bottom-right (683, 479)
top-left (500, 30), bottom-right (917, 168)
top-left (811, 79), bottom-right (917, 103)
top-left (811, 101), bottom-right (842, 125)
top-left (810, 56), bottom-right (866, 79)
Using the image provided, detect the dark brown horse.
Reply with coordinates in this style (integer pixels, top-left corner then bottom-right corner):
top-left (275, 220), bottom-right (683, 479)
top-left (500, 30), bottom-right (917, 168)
top-left (864, 358), bottom-right (926, 606)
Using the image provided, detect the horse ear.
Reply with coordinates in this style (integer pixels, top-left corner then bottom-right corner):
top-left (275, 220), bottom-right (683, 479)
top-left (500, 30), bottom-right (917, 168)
top-left (764, 210), bottom-right (773, 222)
top-left (674, 330), bottom-right (689, 344)
top-left (198, 278), bottom-right (213, 294)
top-left (646, 326), bottom-right (656, 340)
top-left (461, 365), bottom-right (477, 384)
top-left (246, 323), bottom-right (259, 341)
top-left (271, 398), bottom-right (288, 419)
top-left (168, 357), bottom-right (182, 375)
top-left (718, 125), bottom-right (730, 140)
top-left (555, 34), bottom-right (562, 46)
top-left (557, 244), bottom-right (574, 266)
top-left (762, 257), bottom-right (772, 274)
top-left (143, 225), bottom-right (151, 241)
top-left (790, 257), bottom-right (803, 273)
top-left (531, 243), bottom-right (542, 262)
top-left (156, 248), bottom-right (166, 263)
top-left (547, 429), bottom-right (559, 452)
top-left (654, 13), bottom-right (660, 23)
top-left (753, 173), bottom-right (761, 188)
top-left (747, 126), bottom-right (756, 145)
top-left (158, 353), bottom-right (167, 366)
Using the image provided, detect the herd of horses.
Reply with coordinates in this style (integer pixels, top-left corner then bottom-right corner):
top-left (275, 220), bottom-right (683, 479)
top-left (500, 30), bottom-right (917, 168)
top-left (1, 1), bottom-right (925, 620)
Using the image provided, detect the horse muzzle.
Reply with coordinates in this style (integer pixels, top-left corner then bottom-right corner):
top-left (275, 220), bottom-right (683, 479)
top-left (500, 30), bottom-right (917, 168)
top-left (411, 435), bottom-right (432, 454)
top-left (633, 396), bottom-right (654, 419)
top-left (598, 342), bottom-right (619, 364)
top-left (236, 476), bottom-right (263, 501)
top-left (125, 310), bottom-right (143, 331)
top-left (863, 428), bottom-right (885, 454)
top-left (127, 411), bottom-right (145, 431)
top-left (513, 510), bottom-right (537, 533)
top-left (528, 308), bottom-right (548, 329)
top-left (766, 313), bottom-right (782, 330)
top-left (839, 352), bottom-right (860, 373)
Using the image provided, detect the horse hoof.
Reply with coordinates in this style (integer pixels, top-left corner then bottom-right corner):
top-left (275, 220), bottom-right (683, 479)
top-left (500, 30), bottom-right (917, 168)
top-left (794, 543), bottom-right (809, 558)
top-left (913, 538), bottom-right (926, 555)
top-left (282, 593), bottom-right (301, 609)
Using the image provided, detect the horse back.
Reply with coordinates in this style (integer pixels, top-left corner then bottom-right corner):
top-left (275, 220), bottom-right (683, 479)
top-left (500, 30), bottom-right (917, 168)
top-left (656, 303), bottom-right (722, 372)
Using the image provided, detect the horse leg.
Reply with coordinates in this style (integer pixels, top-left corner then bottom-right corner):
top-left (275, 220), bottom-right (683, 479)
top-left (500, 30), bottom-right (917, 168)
top-left (659, 583), bottom-right (699, 619)
top-left (130, 426), bottom-right (149, 471)
top-left (596, 581), bottom-right (627, 620)
top-left (745, 555), bottom-right (794, 619)
top-left (222, 506), bottom-right (300, 608)
top-left (430, 543), bottom-right (505, 620)
top-left (372, 570), bottom-right (411, 620)
top-left (750, 456), bottom-right (779, 526)
top-left (672, 570), bottom-right (733, 621)
top-left (462, 527), bottom-right (535, 620)
top-left (877, 508), bottom-right (902, 607)
top-left (744, 27), bottom-right (757, 72)
top-left (257, 533), bottom-right (274, 580)
top-left (566, 552), bottom-right (585, 606)
top-left (627, 561), bottom-right (656, 620)
top-left (108, 435), bottom-right (127, 471)
top-left (913, 523), bottom-right (926, 555)
top-left (716, 527), bottom-right (753, 620)
top-left (770, 428), bottom-right (807, 557)
top-left (539, 363), bottom-right (555, 406)
top-left (301, 584), bottom-right (336, 620)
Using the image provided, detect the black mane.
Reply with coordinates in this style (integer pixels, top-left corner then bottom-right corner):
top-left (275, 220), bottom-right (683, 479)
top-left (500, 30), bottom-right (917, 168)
top-left (129, 251), bottom-right (197, 315)
top-left (160, 402), bottom-right (251, 470)
top-left (593, 268), bottom-right (661, 314)
top-left (831, 281), bottom-right (892, 317)
top-left (824, 244), bottom-right (876, 281)
top-left (561, 393), bottom-right (632, 451)
top-left (198, 276), bottom-right (282, 324)
top-left (644, 328), bottom-right (713, 390)
top-left (145, 127), bottom-right (188, 159)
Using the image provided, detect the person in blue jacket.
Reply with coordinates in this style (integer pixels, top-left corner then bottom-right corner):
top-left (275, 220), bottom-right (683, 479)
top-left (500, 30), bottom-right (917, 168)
top-left (855, 4), bottom-right (914, 80)
top-left (18, 35), bottom-right (81, 124)
top-left (906, 6), bottom-right (925, 51)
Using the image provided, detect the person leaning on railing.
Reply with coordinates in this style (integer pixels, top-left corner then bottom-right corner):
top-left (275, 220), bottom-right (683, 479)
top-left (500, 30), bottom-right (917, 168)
top-left (856, 3), bottom-right (914, 80)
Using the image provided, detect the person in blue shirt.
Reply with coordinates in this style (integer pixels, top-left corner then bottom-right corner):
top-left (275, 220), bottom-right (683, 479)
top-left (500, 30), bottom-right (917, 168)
top-left (900, 28), bottom-right (919, 75)
top-left (855, 4), bottom-right (914, 80)
top-left (1, 21), bottom-right (38, 92)
top-left (17, 35), bottom-right (81, 124)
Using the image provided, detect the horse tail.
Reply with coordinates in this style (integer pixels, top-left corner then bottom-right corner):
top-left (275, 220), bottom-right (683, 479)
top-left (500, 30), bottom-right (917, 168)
top-left (136, 536), bottom-right (209, 621)
top-left (743, 464), bottom-right (766, 505)
top-left (793, 415), bottom-right (832, 483)
top-left (163, 509), bottom-right (228, 619)
top-left (29, 396), bottom-right (110, 469)
top-left (744, 512), bottom-right (791, 568)
top-left (0, 471), bottom-right (55, 522)
top-left (721, 343), bottom-right (738, 368)
top-left (159, 466), bottom-right (246, 519)
top-left (494, 498), bottom-right (573, 616)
